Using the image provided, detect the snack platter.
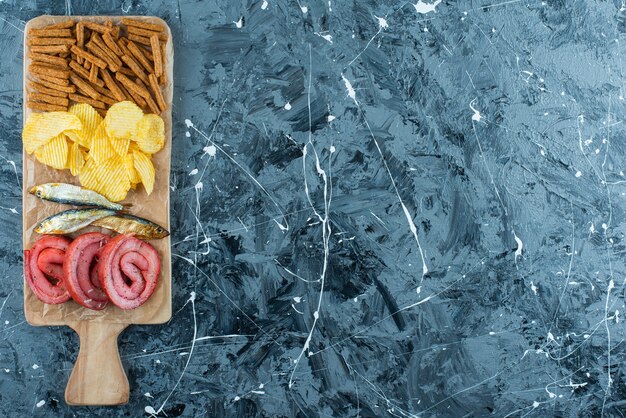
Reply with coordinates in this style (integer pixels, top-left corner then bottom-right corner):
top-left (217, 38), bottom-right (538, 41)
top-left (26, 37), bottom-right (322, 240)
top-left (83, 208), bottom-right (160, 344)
top-left (21, 15), bottom-right (173, 405)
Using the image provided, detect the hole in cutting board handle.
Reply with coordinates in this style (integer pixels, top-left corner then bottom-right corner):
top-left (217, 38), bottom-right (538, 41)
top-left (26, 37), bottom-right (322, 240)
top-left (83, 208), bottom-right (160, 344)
top-left (65, 322), bottom-right (129, 406)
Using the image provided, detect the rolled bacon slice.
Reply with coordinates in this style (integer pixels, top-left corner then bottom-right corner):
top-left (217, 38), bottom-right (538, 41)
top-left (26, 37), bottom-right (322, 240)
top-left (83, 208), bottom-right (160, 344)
top-left (63, 232), bottom-right (110, 310)
top-left (98, 234), bottom-right (160, 310)
top-left (24, 235), bottom-right (72, 304)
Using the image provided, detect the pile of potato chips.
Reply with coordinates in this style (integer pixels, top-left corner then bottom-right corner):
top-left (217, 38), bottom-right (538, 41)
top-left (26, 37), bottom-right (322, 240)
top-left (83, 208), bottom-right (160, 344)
top-left (23, 101), bottom-right (164, 201)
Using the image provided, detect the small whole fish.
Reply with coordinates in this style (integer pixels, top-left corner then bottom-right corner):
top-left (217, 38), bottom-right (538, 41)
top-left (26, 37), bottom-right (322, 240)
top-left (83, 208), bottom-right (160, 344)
top-left (92, 214), bottom-right (170, 240)
top-left (35, 208), bottom-right (118, 235)
top-left (30, 183), bottom-right (124, 210)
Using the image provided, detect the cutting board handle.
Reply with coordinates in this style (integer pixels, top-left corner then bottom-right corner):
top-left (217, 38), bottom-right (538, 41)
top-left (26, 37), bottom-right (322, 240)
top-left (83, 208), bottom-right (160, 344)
top-left (65, 322), bottom-right (129, 406)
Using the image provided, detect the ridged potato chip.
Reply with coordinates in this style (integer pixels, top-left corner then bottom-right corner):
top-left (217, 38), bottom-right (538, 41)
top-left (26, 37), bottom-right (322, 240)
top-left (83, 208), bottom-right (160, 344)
top-left (66, 103), bottom-right (103, 149)
top-left (34, 134), bottom-right (69, 169)
top-left (133, 150), bottom-right (155, 195)
top-left (128, 141), bottom-right (149, 156)
top-left (89, 123), bottom-right (117, 164)
top-left (67, 141), bottom-right (86, 176)
top-left (104, 101), bottom-right (143, 140)
top-left (79, 155), bottom-right (130, 202)
top-left (108, 135), bottom-right (130, 157)
top-left (134, 114), bottom-right (165, 154)
top-left (78, 157), bottom-right (98, 189)
top-left (124, 153), bottom-right (141, 184)
top-left (23, 112), bottom-right (81, 154)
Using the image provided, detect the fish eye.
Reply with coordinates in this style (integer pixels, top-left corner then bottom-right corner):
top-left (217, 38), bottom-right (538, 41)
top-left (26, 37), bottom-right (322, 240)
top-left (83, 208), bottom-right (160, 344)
top-left (35, 190), bottom-right (42, 197)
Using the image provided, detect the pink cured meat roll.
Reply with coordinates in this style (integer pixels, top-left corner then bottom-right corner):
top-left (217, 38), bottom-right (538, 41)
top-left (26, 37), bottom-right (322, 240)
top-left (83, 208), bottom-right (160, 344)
top-left (63, 232), bottom-right (110, 310)
top-left (24, 235), bottom-right (72, 304)
top-left (98, 234), bottom-right (160, 310)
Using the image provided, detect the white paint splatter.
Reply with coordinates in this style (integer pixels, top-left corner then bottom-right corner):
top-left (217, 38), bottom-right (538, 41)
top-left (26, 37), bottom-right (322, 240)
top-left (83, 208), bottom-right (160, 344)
top-left (145, 405), bottom-right (156, 414)
top-left (233, 17), bottom-right (243, 28)
top-left (189, 168), bottom-right (198, 176)
top-left (293, 296), bottom-right (302, 303)
top-left (234, 396), bottom-right (241, 402)
top-left (341, 74), bottom-right (357, 105)
top-left (575, 170), bottom-right (582, 177)
top-left (530, 281), bottom-right (538, 295)
top-left (261, 0), bottom-right (268, 9)
top-left (330, 145), bottom-right (336, 153)
top-left (342, 79), bottom-right (428, 275)
top-left (315, 32), bottom-right (333, 43)
top-left (469, 98), bottom-right (482, 122)
top-left (301, 5), bottom-right (308, 13)
top-left (184, 119), bottom-right (193, 128)
top-left (290, 47), bottom-right (333, 388)
top-left (185, 131), bottom-right (190, 137)
top-left (36, 400), bottom-right (45, 408)
top-left (32, 364), bottom-right (39, 370)
top-left (327, 115), bottom-right (336, 122)
top-left (414, 0), bottom-right (442, 14)
top-left (144, 392), bottom-right (153, 398)
top-left (284, 102), bottom-right (292, 110)
top-left (533, 401), bottom-right (540, 408)
top-left (513, 231), bottom-right (523, 260)
top-left (204, 145), bottom-right (217, 157)
top-left (155, 293), bottom-right (197, 415)
top-left (375, 16), bottom-right (388, 29)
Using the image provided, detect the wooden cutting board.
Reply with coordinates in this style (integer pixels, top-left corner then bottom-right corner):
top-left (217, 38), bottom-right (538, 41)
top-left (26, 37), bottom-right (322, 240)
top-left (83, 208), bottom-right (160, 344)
top-left (22, 15), bottom-right (173, 406)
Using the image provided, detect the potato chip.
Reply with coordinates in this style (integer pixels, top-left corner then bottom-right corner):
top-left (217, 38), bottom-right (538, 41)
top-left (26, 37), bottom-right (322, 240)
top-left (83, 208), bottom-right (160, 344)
top-left (108, 135), bottom-right (130, 157)
top-left (66, 103), bottom-right (103, 149)
top-left (34, 134), bottom-right (69, 169)
top-left (133, 114), bottom-right (165, 154)
top-left (89, 123), bottom-right (116, 164)
top-left (99, 156), bottom-right (131, 202)
top-left (133, 150), bottom-right (155, 195)
top-left (78, 157), bottom-right (98, 189)
top-left (124, 153), bottom-right (141, 184)
top-left (67, 141), bottom-right (86, 176)
top-left (128, 141), bottom-right (148, 156)
top-left (80, 155), bottom-right (130, 202)
top-left (64, 130), bottom-right (87, 148)
top-left (23, 112), bottom-right (81, 154)
top-left (104, 101), bottom-right (143, 140)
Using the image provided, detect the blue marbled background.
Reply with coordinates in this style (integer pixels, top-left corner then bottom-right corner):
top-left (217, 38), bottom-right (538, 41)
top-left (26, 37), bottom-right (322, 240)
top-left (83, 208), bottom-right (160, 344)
top-left (1, 0), bottom-right (625, 416)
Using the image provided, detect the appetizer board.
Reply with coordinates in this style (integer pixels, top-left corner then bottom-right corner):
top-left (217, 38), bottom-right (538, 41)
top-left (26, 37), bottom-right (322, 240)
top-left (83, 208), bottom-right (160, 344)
top-left (22, 15), bottom-right (173, 406)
